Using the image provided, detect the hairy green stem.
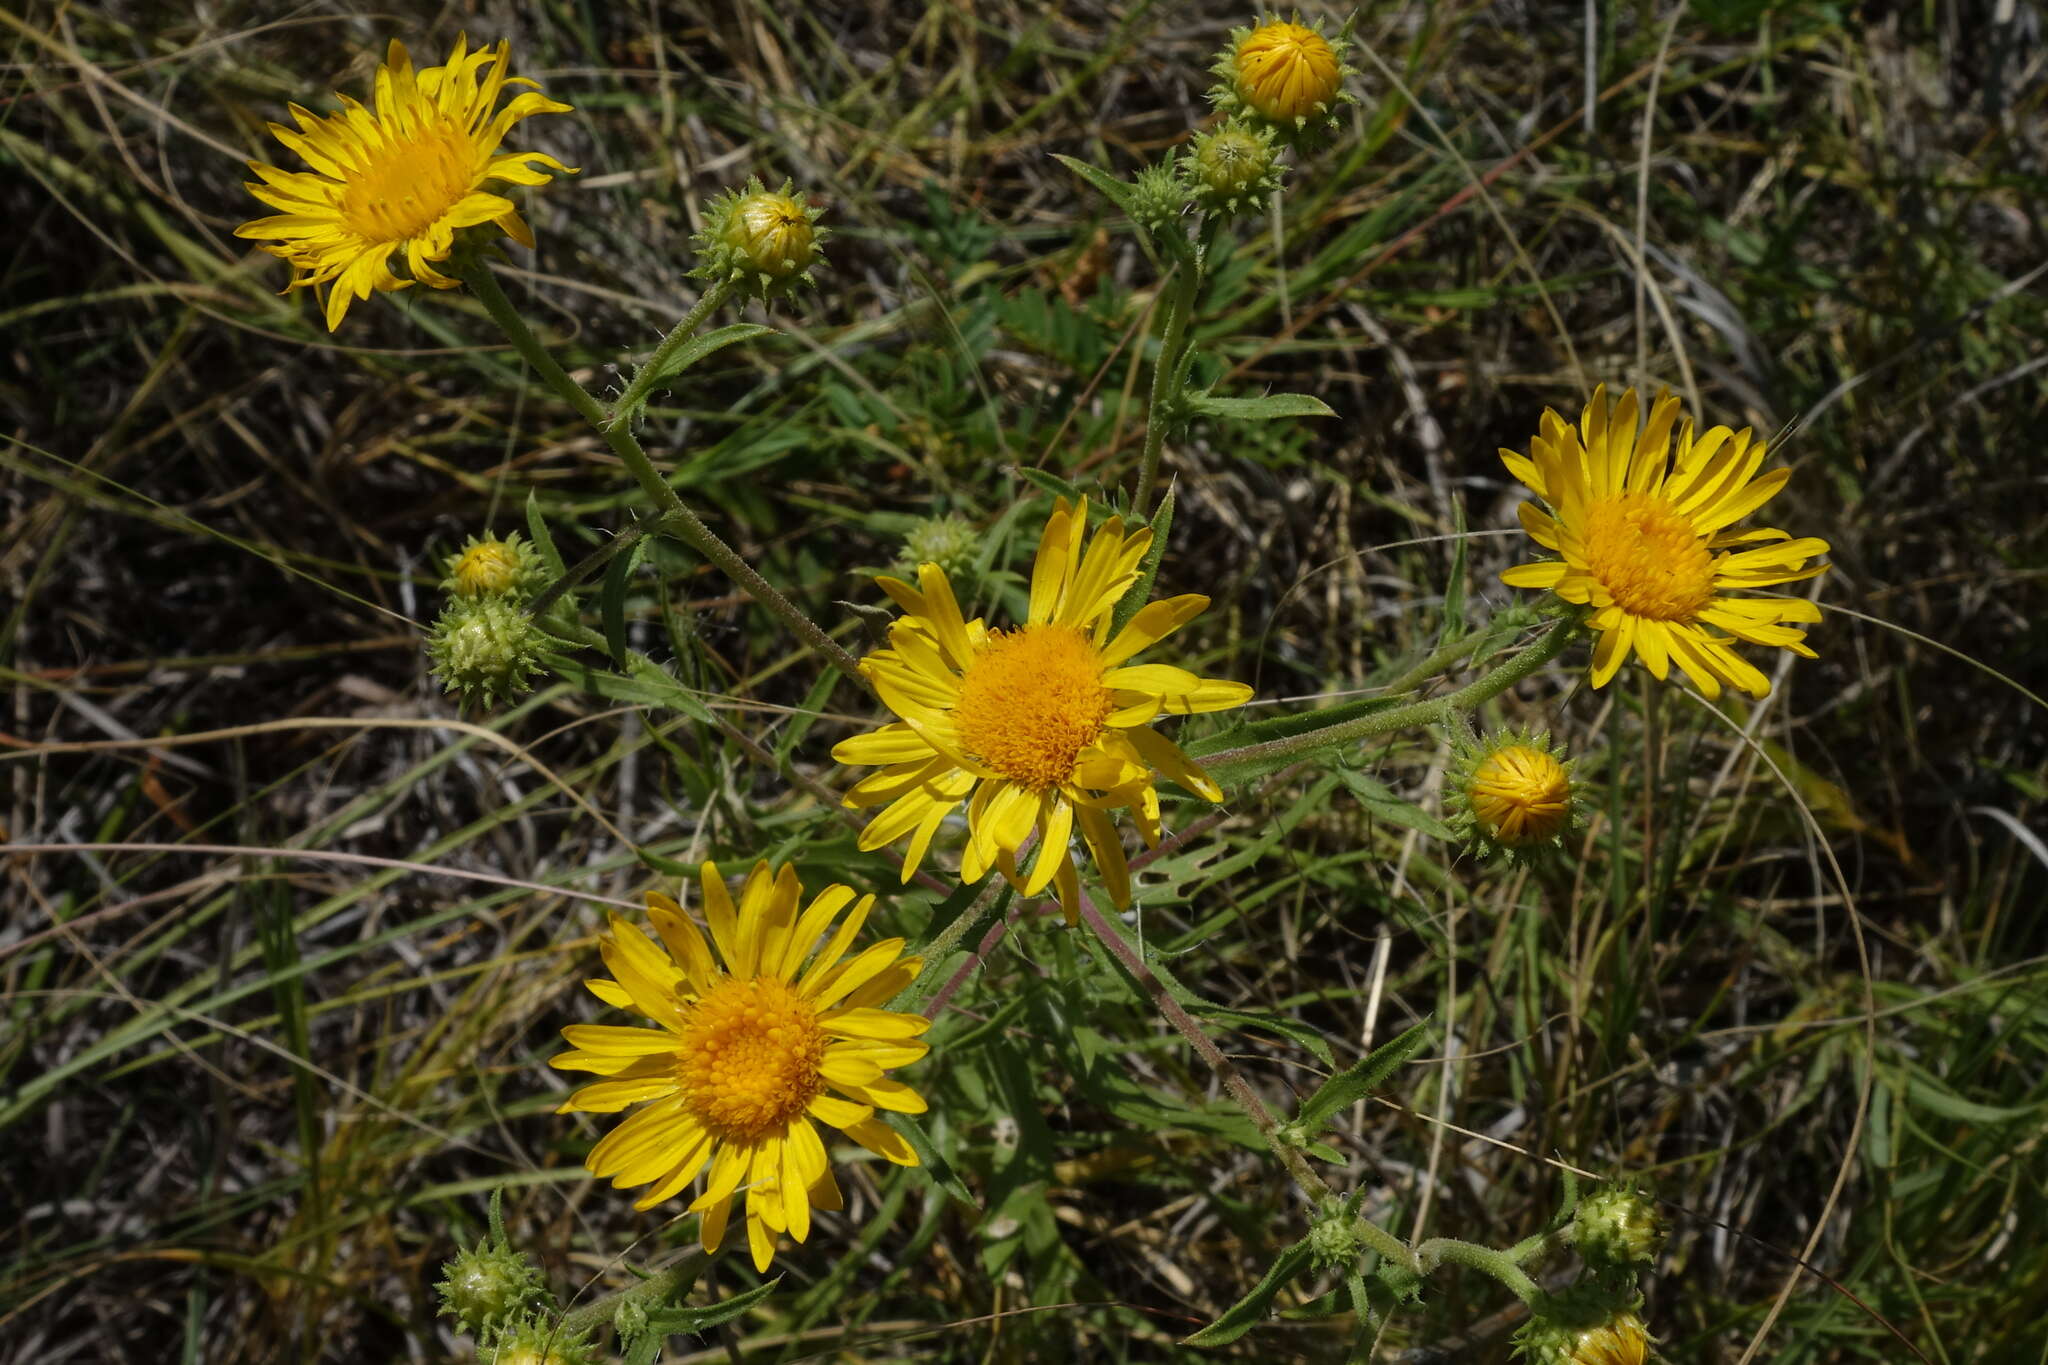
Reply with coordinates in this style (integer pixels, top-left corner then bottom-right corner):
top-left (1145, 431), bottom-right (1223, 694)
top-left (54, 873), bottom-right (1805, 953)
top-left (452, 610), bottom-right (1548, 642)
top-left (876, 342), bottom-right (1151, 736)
top-left (1202, 615), bottom-right (1581, 779)
top-left (557, 1251), bottom-right (710, 1336)
top-left (456, 261), bottom-right (864, 684)
top-left (1079, 893), bottom-right (1421, 1272)
top-left (907, 875), bottom-right (1013, 1006)
top-left (1417, 1237), bottom-right (1544, 1306)
top-left (1132, 247), bottom-right (1201, 516)
top-left (608, 280), bottom-right (736, 427)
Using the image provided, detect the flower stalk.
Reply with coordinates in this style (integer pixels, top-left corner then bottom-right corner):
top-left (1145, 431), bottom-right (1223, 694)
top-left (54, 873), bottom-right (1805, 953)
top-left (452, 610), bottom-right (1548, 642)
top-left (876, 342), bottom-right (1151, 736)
top-left (556, 1253), bottom-right (710, 1337)
top-left (454, 259), bottom-right (864, 684)
top-left (607, 279), bottom-right (736, 428)
top-left (1200, 615), bottom-right (1582, 780)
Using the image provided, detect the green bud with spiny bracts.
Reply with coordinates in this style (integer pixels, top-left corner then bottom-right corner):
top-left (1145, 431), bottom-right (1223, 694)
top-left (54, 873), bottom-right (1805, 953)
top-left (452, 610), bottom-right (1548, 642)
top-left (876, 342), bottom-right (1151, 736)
top-left (435, 1237), bottom-right (545, 1336)
top-left (1305, 1200), bottom-right (1366, 1269)
top-left (427, 597), bottom-right (546, 707)
top-left (1128, 154), bottom-right (1192, 237)
top-left (902, 513), bottom-right (978, 586)
top-left (1573, 1185), bottom-right (1664, 1276)
top-left (1185, 118), bottom-right (1284, 217)
top-left (692, 177), bottom-right (827, 297)
top-left (487, 1314), bottom-right (599, 1365)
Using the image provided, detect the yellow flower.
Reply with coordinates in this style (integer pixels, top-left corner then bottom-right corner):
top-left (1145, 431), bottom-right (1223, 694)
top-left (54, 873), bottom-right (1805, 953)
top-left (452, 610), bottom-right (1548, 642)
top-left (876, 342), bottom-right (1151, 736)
top-left (1566, 1311), bottom-right (1650, 1365)
top-left (1501, 386), bottom-right (1829, 700)
top-left (833, 498), bottom-right (1252, 923)
top-left (1467, 743), bottom-right (1570, 847)
top-left (1232, 21), bottom-right (1342, 122)
top-left (1519, 1303), bottom-right (1652, 1365)
top-left (237, 36), bottom-right (576, 331)
top-left (552, 863), bottom-right (929, 1272)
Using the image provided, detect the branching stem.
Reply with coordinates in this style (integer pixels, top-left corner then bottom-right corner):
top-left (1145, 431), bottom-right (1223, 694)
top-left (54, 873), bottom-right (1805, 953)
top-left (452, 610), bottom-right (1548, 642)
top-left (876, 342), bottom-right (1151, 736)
top-left (456, 261), bottom-right (864, 684)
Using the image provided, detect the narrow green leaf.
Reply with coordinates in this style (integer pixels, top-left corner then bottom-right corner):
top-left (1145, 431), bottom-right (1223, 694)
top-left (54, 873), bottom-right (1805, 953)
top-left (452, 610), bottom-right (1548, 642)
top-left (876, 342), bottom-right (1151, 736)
top-left (1333, 768), bottom-right (1458, 842)
top-left (624, 651), bottom-right (715, 724)
top-left (524, 490), bottom-right (567, 578)
top-left (1905, 1071), bottom-right (2038, 1124)
top-left (1050, 153), bottom-right (1143, 220)
top-left (1441, 499), bottom-right (1469, 640)
top-left (1016, 465), bottom-right (1088, 502)
top-left (636, 848), bottom-right (693, 877)
top-left (1109, 483), bottom-right (1174, 637)
top-left (638, 1275), bottom-right (780, 1335)
top-left (1183, 1237), bottom-right (1317, 1346)
top-left (1193, 1002), bottom-right (1335, 1067)
top-left (600, 537), bottom-right (643, 665)
top-left (886, 1113), bottom-right (980, 1210)
top-left (1185, 391), bottom-right (1337, 421)
top-left (1293, 1018), bottom-right (1433, 1140)
top-left (647, 323), bottom-right (777, 390)
top-left (774, 666), bottom-right (842, 766)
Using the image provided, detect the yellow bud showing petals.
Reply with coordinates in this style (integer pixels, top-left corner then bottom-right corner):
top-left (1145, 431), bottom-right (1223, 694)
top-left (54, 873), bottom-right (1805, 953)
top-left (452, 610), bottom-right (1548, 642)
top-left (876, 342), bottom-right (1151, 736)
top-left (1447, 728), bottom-right (1581, 861)
top-left (1208, 15), bottom-right (1358, 143)
top-left (694, 177), bottom-right (829, 298)
top-left (442, 532), bottom-right (541, 600)
top-left (1233, 22), bottom-right (1340, 121)
top-left (723, 190), bottom-right (818, 277)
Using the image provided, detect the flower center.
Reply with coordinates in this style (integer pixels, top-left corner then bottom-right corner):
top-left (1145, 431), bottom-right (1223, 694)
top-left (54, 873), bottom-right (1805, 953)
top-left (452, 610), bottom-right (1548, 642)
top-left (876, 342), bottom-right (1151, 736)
top-left (1468, 744), bottom-right (1570, 846)
top-left (953, 624), bottom-right (1113, 791)
top-left (1236, 24), bottom-right (1339, 120)
top-left (675, 976), bottom-right (825, 1144)
top-left (338, 118), bottom-right (478, 244)
top-left (1580, 492), bottom-right (1715, 621)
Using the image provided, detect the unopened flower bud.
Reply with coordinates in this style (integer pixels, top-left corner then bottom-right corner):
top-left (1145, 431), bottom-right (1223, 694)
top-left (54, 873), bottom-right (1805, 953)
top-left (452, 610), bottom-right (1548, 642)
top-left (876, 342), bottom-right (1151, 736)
top-left (903, 514), bottom-right (978, 584)
top-left (1306, 1201), bottom-right (1365, 1269)
top-left (1185, 119), bottom-right (1284, 216)
top-left (436, 1239), bottom-right (544, 1335)
top-left (1448, 728), bottom-right (1580, 859)
top-left (489, 1316), bottom-right (597, 1365)
top-left (1574, 1186), bottom-right (1665, 1274)
top-left (1210, 16), bottom-right (1357, 143)
top-left (1128, 155), bottom-right (1192, 235)
top-left (443, 532), bottom-right (542, 600)
top-left (695, 177), bottom-right (827, 296)
top-left (427, 598), bottom-right (546, 706)
top-left (1516, 1305), bottom-right (1651, 1365)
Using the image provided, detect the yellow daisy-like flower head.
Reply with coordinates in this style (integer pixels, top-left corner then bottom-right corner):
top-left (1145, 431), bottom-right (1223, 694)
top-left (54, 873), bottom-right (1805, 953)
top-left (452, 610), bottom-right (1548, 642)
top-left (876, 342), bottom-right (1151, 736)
top-left (552, 863), bottom-right (929, 1272)
top-left (1517, 1298), bottom-right (1652, 1365)
top-left (1563, 1313), bottom-right (1650, 1365)
top-left (1501, 385), bottom-right (1830, 700)
top-left (833, 498), bottom-right (1253, 924)
top-left (236, 36), bottom-right (577, 331)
